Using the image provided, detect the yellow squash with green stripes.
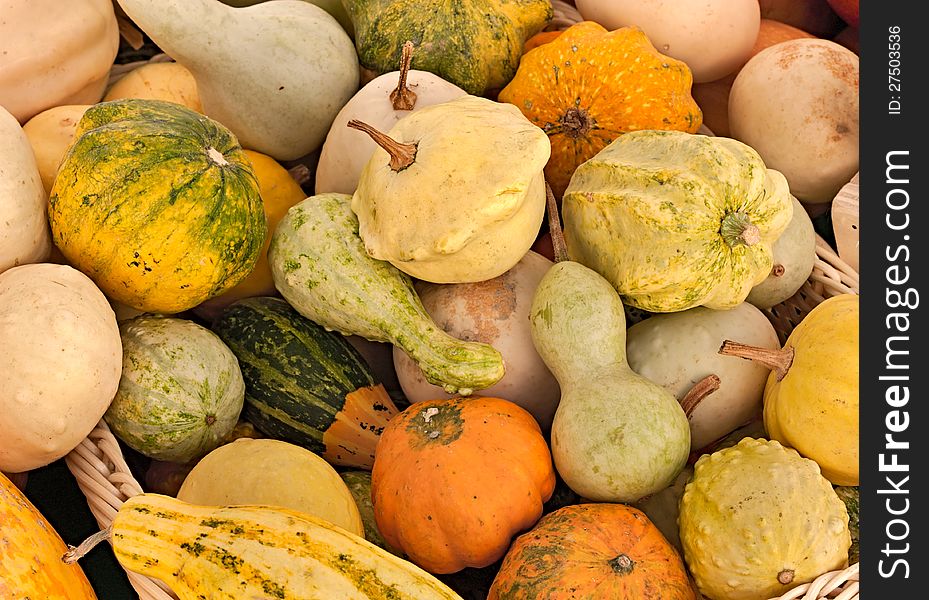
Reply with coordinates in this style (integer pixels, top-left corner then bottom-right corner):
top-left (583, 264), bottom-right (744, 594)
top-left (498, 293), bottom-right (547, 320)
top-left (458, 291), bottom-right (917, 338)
top-left (563, 130), bottom-right (793, 313)
top-left (109, 494), bottom-right (463, 599)
top-left (48, 99), bottom-right (267, 314)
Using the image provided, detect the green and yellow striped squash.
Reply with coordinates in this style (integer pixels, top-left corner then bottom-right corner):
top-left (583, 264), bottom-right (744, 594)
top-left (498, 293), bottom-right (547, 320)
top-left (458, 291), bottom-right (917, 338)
top-left (211, 296), bottom-right (399, 469)
top-left (104, 314), bottom-right (245, 463)
top-left (563, 129), bottom-right (793, 313)
top-left (109, 494), bottom-right (464, 599)
top-left (344, 0), bottom-right (552, 95)
top-left (48, 98), bottom-right (267, 314)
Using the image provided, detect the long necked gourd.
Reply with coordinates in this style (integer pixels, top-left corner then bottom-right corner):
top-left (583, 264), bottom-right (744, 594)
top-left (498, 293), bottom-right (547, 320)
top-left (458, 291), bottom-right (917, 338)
top-left (64, 494), bottom-right (463, 599)
top-left (269, 193), bottom-right (505, 395)
top-left (529, 188), bottom-right (691, 503)
top-left (115, 0), bottom-right (359, 160)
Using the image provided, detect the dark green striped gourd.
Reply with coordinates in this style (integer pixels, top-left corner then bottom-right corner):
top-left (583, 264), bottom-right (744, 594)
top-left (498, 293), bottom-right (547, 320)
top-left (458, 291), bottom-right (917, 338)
top-left (48, 98), bottom-right (267, 314)
top-left (211, 296), bottom-right (398, 469)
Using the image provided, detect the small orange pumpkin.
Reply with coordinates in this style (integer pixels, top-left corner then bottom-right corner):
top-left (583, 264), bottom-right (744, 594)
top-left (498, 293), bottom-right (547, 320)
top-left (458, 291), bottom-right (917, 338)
top-left (371, 397), bottom-right (556, 574)
top-left (1, 472), bottom-right (97, 599)
top-left (498, 21), bottom-right (702, 199)
top-left (488, 503), bottom-right (696, 600)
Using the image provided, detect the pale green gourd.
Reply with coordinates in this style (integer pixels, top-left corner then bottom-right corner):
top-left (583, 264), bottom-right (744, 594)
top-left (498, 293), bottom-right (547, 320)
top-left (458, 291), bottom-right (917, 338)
top-left (529, 259), bottom-right (691, 503)
top-left (746, 196), bottom-right (816, 309)
top-left (269, 193), bottom-right (505, 396)
top-left (563, 129), bottom-right (793, 312)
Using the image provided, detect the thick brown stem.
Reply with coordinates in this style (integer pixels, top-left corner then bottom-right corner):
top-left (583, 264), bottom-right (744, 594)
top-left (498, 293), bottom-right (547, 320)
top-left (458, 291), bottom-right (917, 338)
top-left (546, 183), bottom-right (569, 263)
top-left (390, 41), bottom-right (418, 111)
top-left (347, 119), bottom-right (417, 172)
top-left (63, 526), bottom-right (113, 564)
top-left (778, 569), bottom-right (796, 585)
top-left (718, 340), bottom-right (795, 382)
top-left (680, 374), bottom-right (721, 418)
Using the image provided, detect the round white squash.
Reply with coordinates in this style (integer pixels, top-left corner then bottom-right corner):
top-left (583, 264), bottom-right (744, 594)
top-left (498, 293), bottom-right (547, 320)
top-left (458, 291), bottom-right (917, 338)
top-left (393, 251), bottom-right (561, 430)
top-left (729, 39), bottom-right (859, 203)
top-left (0, 106), bottom-right (52, 274)
top-left (315, 46), bottom-right (466, 195)
top-left (746, 196), bottom-right (816, 309)
top-left (0, 263), bottom-right (122, 472)
top-left (625, 302), bottom-right (780, 450)
top-left (178, 437), bottom-right (365, 537)
top-left (575, 0), bottom-right (761, 83)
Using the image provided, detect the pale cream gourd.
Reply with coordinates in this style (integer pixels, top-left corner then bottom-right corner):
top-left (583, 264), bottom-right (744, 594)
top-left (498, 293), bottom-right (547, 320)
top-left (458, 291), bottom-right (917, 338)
top-left (746, 196), bottom-right (817, 309)
top-left (0, 0), bottom-right (119, 123)
top-left (22, 105), bottom-right (92, 196)
top-left (393, 251), bottom-right (561, 430)
top-left (680, 438), bottom-right (850, 600)
top-left (575, 0), bottom-right (761, 83)
top-left (315, 42), bottom-right (466, 195)
top-left (0, 107), bottom-right (52, 274)
top-left (729, 39), bottom-right (859, 203)
top-left (178, 438), bottom-right (365, 537)
top-left (351, 95), bottom-right (551, 283)
top-left (0, 264), bottom-right (122, 473)
top-left (626, 302), bottom-right (779, 451)
top-left (116, 0), bottom-right (359, 160)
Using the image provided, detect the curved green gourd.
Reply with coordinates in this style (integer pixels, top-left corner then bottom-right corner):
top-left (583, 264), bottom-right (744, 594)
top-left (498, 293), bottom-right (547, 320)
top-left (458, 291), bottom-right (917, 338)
top-left (529, 260), bottom-right (691, 503)
top-left (268, 193), bottom-right (505, 395)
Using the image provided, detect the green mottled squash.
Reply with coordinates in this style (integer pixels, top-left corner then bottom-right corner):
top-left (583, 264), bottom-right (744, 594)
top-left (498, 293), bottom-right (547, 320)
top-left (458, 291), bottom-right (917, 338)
top-left (679, 438), bottom-right (850, 600)
top-left (48, 99), bottom-right (267, 314)
top-left (563, 129), bottom-right (793, 312)
top-left (211, 296), bottom-right (399, 469)
top-left (74, 494), bottom-right (464, 599)
top-left (104, 315), bottom-right (245, 463)
top-left (269, 193), bottom-right (505, 396)
top-left (344, 0), bottom-right (552, 95)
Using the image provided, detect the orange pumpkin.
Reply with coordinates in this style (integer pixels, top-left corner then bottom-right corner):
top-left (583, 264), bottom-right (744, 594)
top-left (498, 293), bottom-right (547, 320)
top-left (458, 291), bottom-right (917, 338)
top-left (692, 19), bottom-right (816, 137)
top-left (371, 397), bottom-right (556, 574)
top-left (1, 472), bottom-right (97, 599)
top-left (498, 21), bottom-right (702, 199)
top-left (488, 503), bottom-right (695, 600)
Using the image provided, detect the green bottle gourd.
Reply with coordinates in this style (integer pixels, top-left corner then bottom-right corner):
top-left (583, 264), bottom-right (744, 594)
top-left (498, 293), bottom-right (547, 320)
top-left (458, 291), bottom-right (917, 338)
top-left (529, 188), bottom-right (691, 503)
top-left (269, 193), bottom-right (505, 395)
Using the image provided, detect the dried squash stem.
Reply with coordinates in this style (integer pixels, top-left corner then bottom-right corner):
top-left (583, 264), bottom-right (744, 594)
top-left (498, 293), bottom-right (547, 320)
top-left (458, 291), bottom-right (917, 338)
top-left (718, 340), bottom-right (795, 381)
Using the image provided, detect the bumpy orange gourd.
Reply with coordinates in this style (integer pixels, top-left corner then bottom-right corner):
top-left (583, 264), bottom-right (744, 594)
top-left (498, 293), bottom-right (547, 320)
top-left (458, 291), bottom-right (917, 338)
top-left (371, 397), bottom-right (556, 574)
top-left (0, 472), bottom-right (97, 599)
top-left (489, 503), bottom-right (695, 600)
top-left (498, 21), bottom-right (702, 199)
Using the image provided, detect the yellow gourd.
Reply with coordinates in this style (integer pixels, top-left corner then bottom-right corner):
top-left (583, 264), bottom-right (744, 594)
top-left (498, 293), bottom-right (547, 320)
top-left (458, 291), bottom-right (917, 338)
top-left (350, 95), bottom-right (550, 284)
top-left (679, 438), bottom-right (850, 600)
top-left (104, 61), bottom-right (203, 112)
top-left (719, 294), bottom-right (859, 485)
top-left (68, 494), bottom-right (463, 599)
top-left (178, 438), bottom-right (364, 537)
